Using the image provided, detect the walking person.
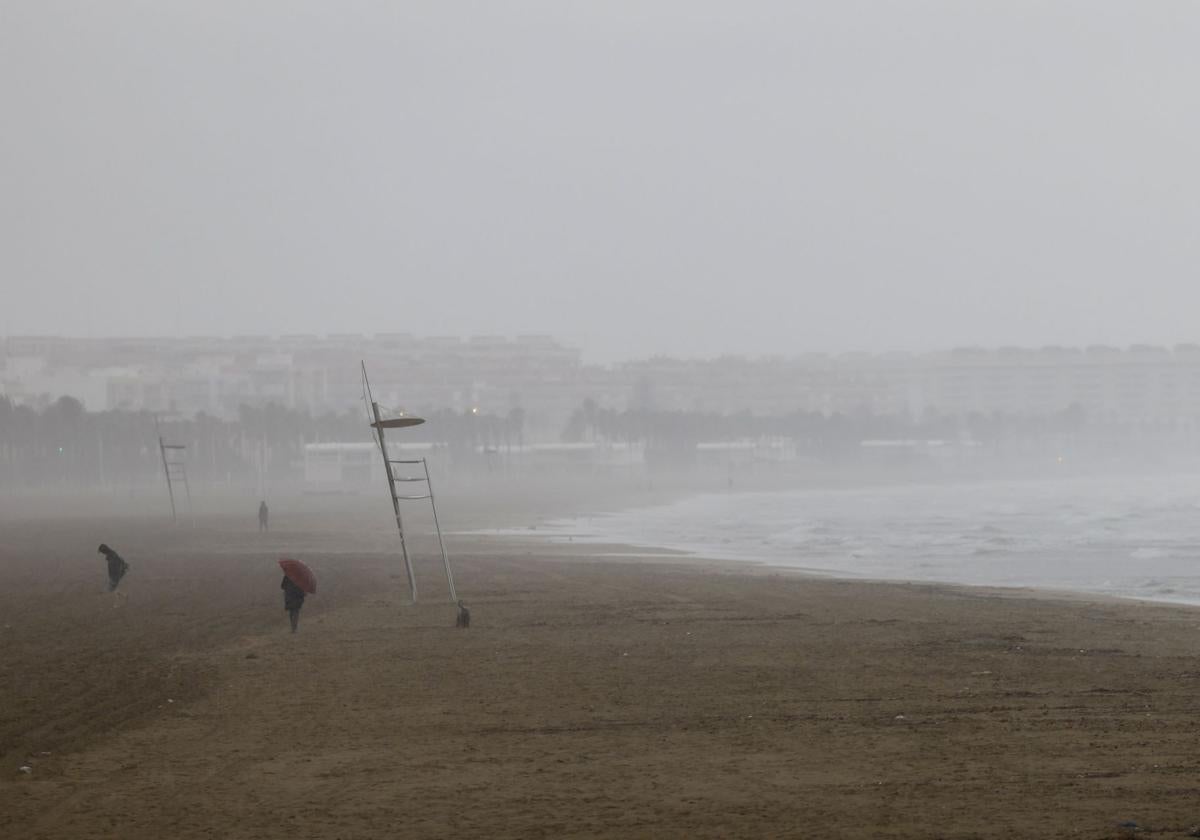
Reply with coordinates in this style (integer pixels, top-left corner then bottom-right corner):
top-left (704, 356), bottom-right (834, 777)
top-left (258, 500), bottom-right (269, 532)
top-left (277, 558), bottom-right (315, 634)
top-left (98, 543), bottom-right (129, 606)
top-left (281, 574), bottom-right (305, 633)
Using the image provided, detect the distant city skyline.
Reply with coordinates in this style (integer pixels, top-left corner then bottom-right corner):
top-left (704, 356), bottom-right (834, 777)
top-left (5, 330), bottom-right (1200, 365)
top-left (7, 334), bottom-right (1200, 438)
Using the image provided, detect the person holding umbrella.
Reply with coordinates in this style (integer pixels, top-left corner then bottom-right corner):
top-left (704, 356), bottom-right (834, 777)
top-left (278, 558), bottom-right (315, 633)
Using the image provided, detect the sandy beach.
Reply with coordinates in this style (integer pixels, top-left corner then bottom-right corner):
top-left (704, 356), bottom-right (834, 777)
top-left (4, 491), bottom-right (1200, 839)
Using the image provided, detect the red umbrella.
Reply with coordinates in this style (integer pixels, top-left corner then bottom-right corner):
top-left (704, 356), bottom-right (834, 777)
top-left (278, 557), bottom-right (317, 594)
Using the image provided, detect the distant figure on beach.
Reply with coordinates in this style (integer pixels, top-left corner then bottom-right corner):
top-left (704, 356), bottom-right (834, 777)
top-left (258, 500), bottom-right (269, 532)
top-left (98, 543), bottom-right (129, 604)
top-left (456, 600), bottom-right (470, 629)
top-left (281, 574), bottom-right (305, 633)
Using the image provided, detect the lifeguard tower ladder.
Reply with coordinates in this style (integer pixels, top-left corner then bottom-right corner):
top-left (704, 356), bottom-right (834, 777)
top-left (362, 363), bottom-right (456, 603)
top-left (157, 431), bottom-right (192, 525)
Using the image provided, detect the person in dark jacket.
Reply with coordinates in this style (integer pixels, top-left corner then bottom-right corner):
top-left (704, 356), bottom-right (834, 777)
top-left (258, 500), bottom-right (269, 532)
top-left (456, 599), bottom-right (470, 629)
top-left (281, 574), bottom-right (305, 633)
top-left (98, 544), bottom-right (128, 592)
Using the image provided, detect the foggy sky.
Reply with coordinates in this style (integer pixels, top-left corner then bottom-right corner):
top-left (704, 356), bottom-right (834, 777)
top-left (3, 2), bottom-right (1199, 361)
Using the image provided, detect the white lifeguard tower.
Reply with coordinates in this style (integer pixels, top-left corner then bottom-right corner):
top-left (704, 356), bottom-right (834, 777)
top-left (362, 362), bottom-right (456, 603)
top-left (156, 419), bottom-right (192, 525)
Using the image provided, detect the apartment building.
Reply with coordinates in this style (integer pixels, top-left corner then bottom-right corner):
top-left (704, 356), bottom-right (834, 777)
top-left (5, 337), bottom-right (1200, 436)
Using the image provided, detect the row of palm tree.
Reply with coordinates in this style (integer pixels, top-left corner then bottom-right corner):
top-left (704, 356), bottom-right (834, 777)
top-left (0, 391), bottom-right (1123, 489)
top-left (0, 396), bottom-right (526, 490)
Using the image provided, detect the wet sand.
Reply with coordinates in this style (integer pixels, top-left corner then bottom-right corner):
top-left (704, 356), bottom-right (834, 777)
top-left (4, 501), bottom-right (1200, 839)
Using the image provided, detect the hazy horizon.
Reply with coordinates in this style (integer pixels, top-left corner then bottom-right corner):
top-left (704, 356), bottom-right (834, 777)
top-left (5, 2), bottom-right (1199, 363)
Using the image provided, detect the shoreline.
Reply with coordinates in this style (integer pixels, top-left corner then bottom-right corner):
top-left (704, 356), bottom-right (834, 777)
top-left (512, 531), bottom-right (1200, 611)
top-left (479, 476), bottom-right (1200, 612)
top-left (506, 532), bottom-right (1200, 614)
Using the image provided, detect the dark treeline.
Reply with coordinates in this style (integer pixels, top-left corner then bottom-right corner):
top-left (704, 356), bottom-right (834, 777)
top-left (562, 398), bottom-right (1094, 469)
top-left (0, 396), bottom-right (528, 490)
top-left (0, 391), bottom-right (1170, 489)
top-left (563, 397), bottom-right (1089, 443)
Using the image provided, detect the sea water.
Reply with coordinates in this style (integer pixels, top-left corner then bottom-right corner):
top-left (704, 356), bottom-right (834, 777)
top-left (481, 474), bottom-right (1200, 606)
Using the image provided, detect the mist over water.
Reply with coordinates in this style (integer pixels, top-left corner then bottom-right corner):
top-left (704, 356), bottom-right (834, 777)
top-left (488, 474), bottom-right (1200, 606)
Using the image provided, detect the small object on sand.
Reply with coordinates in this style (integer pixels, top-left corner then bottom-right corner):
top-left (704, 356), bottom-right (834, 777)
top-left (18, 765), bottom-right (31, 774)
top-left (894, 714), bottom-right (906, 720)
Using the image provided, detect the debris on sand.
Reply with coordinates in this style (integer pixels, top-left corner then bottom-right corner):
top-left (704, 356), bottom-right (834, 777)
top-left (18, 765), bottom-right (32, 774)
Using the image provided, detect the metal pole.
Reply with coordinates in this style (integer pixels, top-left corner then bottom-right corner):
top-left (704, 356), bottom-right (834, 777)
top-left (423, 457), bottom-right (457, 601)
top-left (159, 435), bottom-right (177, 524)
top-left (373, 399), bottom-right (417, 602)
top-left (181, 463), bottom-right (194, 528)
top-left (97, 429), bottom-right (106, 491)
